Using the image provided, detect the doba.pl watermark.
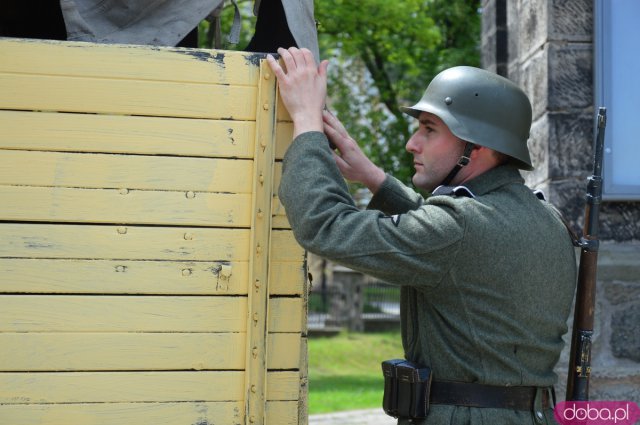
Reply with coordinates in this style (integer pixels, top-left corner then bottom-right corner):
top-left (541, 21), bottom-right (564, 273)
top-left (555, 400), bottom-right (640, 425)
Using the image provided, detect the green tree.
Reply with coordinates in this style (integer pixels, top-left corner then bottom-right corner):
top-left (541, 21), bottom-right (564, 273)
top-left (198, 0), bottom-right (256, 50)
top-left (198, 0), bottom-right (481, 186)
top-left (315, 0), bottom-right (481, 185)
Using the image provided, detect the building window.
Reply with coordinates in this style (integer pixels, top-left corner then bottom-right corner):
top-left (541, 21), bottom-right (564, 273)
top-left (595, 0), bottom-right (640, 200)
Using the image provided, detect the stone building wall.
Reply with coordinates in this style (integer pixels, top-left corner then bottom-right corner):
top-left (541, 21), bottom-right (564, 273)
top-left (482, 0), bottom-right (639, 401)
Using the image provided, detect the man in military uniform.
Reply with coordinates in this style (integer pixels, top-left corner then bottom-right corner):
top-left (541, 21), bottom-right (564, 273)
top-left (267, 47), bottom-right (576, 425)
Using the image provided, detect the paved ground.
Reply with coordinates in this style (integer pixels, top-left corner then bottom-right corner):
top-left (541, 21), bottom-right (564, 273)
top-left (309, 408), bottom-right (397, 425)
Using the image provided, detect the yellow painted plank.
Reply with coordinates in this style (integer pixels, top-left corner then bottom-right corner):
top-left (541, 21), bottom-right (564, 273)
top-left (0, 150), bottom-right (253, 193)
top-left (0, 371), bottom-right (298, 404)
top-left (276, 122), bottom-right (294, 159)
top-left (270, 261), bottom-right (306, 296)
top-left (272, 163), bottom-right (290, 227)
top-left (0, 185), bottom-right (252, 227)
top-left (0, 333), bottom-right (247, 371)
top-left (0, 224), bottom-right (251, 261)
top-left (0, 110), bottom-right (256, 158)
top-left (0, 371), bottom-right (244, 404)
top-left (267, 371), bottom-right (301, 401)
top-left (0, 296), bottom-right (247, 333)
top-left (0, 225), bottom-right (300, 262)
top-left (0, 73), bottom-right (258, 120)
top-left (277, 93), bottom-right (293, 122)
top-left (274, 161), bottom-right (284, 191)
top-left (0, 38), bottom-right (262, 86)
top-left (0, 332), bottom-right (301, 372)
top-left (269, 298), bottom-right (304, 333)
top-left (0, 296), bottom-right (300, 333)
top-left (272, 230), bottom-right (306, 262)
top-left (272, 161), bottom-right (291, 229)
top-left (0, 259), bottom-right (304, 295)
top-left (268, 333), bottom-right (303, 371)
top-left (272, 195), bottom-right (290, 229)
top-left (0, 400), bottom-right (297, 425)
top-left (0, 259), bottom-right (249, 295)
top-left (267, 401), bottom-right (299, 425)
top-left (0, 401), bottom-right (246, 425)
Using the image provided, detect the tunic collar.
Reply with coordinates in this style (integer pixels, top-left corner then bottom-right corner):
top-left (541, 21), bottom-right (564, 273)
top-left (458, 165), bottom-right (525, 197)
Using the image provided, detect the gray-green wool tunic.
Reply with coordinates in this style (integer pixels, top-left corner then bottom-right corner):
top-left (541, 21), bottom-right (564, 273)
top-left (279, 132), bottom-right (577, 425)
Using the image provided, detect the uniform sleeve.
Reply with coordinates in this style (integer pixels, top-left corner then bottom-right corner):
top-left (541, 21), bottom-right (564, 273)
top-left (367, 174), bottom-right (424, 215)
top-left (279, 131), bottom-right (465, 288)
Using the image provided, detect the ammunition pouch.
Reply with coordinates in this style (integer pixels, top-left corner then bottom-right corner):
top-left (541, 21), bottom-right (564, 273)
top-left (382, 359), bottom-right (433, 419)
top-left (383, 359), bottom-right (555, 419)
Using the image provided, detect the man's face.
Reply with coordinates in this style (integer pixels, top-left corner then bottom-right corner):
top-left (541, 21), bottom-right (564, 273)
top-left (405, 112), bottom-right (466, 191)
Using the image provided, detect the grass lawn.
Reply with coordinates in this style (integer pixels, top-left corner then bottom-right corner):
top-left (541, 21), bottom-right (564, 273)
top-left (307, 331), bottom-right (404, 414)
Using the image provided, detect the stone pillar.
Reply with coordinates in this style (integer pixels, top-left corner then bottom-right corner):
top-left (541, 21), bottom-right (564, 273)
top-left (329, 266), bottom-right (364, 332)
top-left (482, 0), bottom-right (640, 402)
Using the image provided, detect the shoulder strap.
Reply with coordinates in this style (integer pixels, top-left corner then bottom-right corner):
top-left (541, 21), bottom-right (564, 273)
top-left (432, 185), bottom-right (475, 198)
top-left (532, 190), bottom-right (580, 247)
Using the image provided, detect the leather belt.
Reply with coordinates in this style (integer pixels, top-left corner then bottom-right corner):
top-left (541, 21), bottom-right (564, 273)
top-left (430, 381), bottom-right (553, 411)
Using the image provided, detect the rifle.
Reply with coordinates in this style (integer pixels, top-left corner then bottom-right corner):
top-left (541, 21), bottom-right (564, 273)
top-left (565, 107), bottom-right (606, 401)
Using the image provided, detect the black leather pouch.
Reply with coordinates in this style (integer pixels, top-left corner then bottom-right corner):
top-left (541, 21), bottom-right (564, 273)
top-left (382, 359), bottom-right (432, 419)
top-left (382, 359), bottom-right (406, 417)
top-left (397, 361), bottom-right (432, 418)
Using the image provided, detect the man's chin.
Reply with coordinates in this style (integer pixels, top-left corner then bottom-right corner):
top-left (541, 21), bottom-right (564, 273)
top-left (411, 176), bottom-right (433, 192)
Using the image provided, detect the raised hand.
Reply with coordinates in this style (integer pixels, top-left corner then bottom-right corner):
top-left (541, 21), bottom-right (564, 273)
top-left (323, 110), bottom-right (386, 193)
top-left (266, 47), bottom-right (329, 138)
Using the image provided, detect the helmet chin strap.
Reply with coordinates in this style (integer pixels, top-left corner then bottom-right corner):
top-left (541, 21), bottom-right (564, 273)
top-left (439, 142), bottom-right (475, 187)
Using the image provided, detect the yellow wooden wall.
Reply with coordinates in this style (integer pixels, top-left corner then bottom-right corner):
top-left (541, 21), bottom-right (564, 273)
top-left (0, 38), bottom-right (307, 425)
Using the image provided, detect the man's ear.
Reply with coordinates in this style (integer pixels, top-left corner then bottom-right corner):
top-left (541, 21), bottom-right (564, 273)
top-left (473, 145), bottom-right (507, 167)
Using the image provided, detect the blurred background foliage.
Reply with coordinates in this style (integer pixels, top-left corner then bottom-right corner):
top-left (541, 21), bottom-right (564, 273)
top-left (200, 0), bottom-right (481, 186)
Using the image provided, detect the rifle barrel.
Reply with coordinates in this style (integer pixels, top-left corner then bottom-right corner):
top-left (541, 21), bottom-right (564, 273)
top-left (565, 107), bottom-right (606, 401)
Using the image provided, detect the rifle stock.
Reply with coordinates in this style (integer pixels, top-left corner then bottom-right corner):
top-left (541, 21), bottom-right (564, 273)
top-left (565, 107), bottom-right (606, 401)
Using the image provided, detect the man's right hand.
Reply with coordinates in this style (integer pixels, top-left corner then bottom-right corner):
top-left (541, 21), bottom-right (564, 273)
top-left (323, 110), bottom-right (386, 194)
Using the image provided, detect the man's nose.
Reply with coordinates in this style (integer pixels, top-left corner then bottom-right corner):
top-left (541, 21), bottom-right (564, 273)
top-left (406, 133), bottom-right (419, 153)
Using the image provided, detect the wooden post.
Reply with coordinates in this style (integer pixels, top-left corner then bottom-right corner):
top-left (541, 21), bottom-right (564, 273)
top-left (245, 59), bottom-right (277, 425)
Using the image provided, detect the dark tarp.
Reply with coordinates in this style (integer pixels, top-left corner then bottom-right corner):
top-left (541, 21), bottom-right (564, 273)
top-left (58, 0), bottom-right (319, 59)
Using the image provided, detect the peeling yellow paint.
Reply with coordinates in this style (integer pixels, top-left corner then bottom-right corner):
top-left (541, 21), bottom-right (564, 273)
top-left (0, 38), bottom-right (306, 424)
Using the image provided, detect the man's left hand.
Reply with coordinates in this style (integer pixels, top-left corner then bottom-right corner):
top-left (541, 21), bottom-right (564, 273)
top-left (266, 47), bottom-right (329, 138)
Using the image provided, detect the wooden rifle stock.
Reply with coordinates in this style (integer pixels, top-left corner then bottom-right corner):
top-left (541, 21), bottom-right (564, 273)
top-left (565, 107), bottom-right (606, 401)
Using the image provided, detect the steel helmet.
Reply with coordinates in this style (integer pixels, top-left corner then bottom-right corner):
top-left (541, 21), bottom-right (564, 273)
top-left (400, 66), bottom-right (534, 170)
